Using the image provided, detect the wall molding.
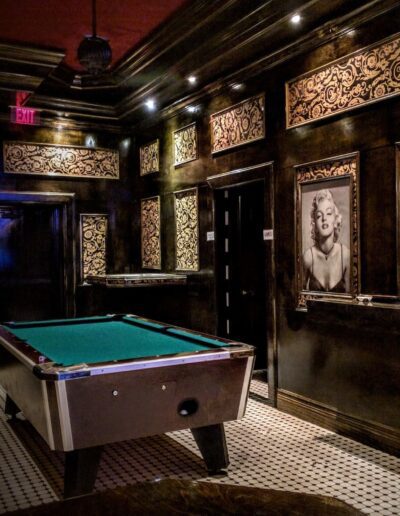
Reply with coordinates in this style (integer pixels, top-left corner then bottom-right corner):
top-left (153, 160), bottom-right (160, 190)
top-left (277, 389), bottom-right (400, 455)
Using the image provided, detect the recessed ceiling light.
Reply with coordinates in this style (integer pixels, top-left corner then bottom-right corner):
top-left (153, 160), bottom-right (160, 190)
top-left (186, 105), bottom-right (198, 113)
top-left (231, 82), bottom-right (244, 91)
top-left (145, 98), bottom-right (156, 111)
top-left (121, 138), bottom-right (131, 149)
top-left (291, 14), bottom-right (301, 24)
top-left (187, 76), bottom-right (197, 85)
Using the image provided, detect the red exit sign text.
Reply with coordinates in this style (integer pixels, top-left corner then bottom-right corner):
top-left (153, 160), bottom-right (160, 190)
top-left (10, 106), bottom-right (40, 125)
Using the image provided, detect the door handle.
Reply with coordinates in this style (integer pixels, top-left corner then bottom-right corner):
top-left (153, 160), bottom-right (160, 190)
top-left (241, 290), bottom-right (255, 297)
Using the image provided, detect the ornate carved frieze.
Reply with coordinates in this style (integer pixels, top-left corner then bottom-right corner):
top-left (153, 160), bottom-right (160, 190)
top-left (140, 139), bottom-right (159, 175)
top-left (210, 94), bottom-right (265, 154)
top-left (3, 141), bottom-right (119, 179)
top-left (80, 214), bottom-right (108, 281)
top-left (174, 188), bottom-right (199, 271)
top-left (173, 123), bottom-right (197, 166)
top-left (286, 33), bottom-right (400, 128)
top-left (141, 196), bottom-right (161, 269)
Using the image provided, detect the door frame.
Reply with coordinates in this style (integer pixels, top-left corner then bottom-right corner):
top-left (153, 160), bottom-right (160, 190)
top-left (207, 162), bottom-right (277, 405)
top-left (0, 191), bottom-right (76, 317)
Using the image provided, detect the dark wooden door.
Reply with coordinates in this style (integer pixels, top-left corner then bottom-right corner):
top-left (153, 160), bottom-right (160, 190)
top-left (0, 203), bottom-right (64, 322)
top-left (216, 181), bottom-right (266, 369)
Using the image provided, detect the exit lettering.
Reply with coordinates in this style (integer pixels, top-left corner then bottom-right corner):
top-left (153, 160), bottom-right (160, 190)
top-left (10, 106), bottom-right (40, 126)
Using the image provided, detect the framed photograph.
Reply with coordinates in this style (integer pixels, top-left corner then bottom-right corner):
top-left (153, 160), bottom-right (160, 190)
top-left (396, 143), bottom-right (400, 294)
top-left (295, 153), bottom-right (360, 308)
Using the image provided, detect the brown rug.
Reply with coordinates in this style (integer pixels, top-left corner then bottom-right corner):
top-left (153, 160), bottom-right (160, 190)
top-left (6, 478), bottom-right (362, 515)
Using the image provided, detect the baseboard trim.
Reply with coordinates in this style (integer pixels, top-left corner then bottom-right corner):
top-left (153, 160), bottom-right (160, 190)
top-left (277, 389), bottom-right (400, 456)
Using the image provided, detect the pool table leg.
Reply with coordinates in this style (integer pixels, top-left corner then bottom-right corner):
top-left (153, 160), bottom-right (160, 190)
top-left (4, 394), bottom-right (20, 419)
top-left (191, 423), bottom-right (229, 474)
top-left (64, 446), bottom-right (103, 498)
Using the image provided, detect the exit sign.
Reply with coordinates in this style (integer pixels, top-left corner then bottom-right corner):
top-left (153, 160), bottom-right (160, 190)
top-left (10, 106), bottom-right (40, 125)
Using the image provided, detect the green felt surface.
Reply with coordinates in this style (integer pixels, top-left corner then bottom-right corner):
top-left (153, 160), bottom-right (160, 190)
top-left (5, 316), bottom-right (224, 366)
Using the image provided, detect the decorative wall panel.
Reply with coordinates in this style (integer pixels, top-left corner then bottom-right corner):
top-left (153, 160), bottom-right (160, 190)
top-left (173, 123), bottom-right (197, 166)
top-left (141, 196), bottom-right (161, 269)
top-left (286, 33), bottom-right (400, 128)
top-left (174, 188), bottom-right (199, 271)
top-left (3, 141), bottom-right (119, 179)
top-left (80, 214), bottom-right (108, 281)
top-left (210, 94), bottom-right (265, 154)
top-left (140, 139), bottom-right (159, 175)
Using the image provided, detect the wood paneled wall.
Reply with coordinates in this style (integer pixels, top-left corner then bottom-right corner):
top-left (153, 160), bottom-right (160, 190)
top-left (129, 7), bottom-right (400, 451)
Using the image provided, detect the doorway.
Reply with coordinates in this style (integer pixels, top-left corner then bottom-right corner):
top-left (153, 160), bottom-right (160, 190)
top-left (215, 181), bottom-right (266, 369)
top-left (0, 192), bottom-right (75, 322)
top-left (208, 162), bottom-right (276, 404)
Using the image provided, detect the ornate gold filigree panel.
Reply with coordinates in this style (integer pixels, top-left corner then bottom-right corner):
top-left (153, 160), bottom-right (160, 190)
top-left (80, 214), bottom-right (108, 281)
top-left (286, 33), bottom-right (400, 128)
top-left (3, 141), bottom-right (119, 179)
top-left (210, 94), bottom-right (265, 154)
top-left (295, 153), bottom-right (360, 308)
top-left (174, 188), bottom-right (199, 271)
top-left (140, 140), bottom-right (159, 175)
top-left (173, 123), bottom-right (197, 166)
top-left (141, 196), bottom-right (161, 269)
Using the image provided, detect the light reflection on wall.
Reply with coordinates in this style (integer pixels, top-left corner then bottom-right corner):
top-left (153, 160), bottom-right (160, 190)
top-left (0, 218), bottom-right (18, 273)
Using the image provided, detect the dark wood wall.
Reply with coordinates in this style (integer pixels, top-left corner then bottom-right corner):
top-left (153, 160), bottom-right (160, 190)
top-left (0, 125), bottom-right (134, 317)
top-left (0, 6), bottom-right (399, 452)
top-left (130, 7), bottom-right (400, 452)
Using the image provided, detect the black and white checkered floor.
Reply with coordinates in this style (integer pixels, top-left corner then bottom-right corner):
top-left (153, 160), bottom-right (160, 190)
top-left (1, 379), bottom-right (399, 515)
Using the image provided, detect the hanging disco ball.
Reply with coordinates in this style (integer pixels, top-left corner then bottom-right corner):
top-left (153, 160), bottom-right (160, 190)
top-left (77, 35), bottom-right (112, 75)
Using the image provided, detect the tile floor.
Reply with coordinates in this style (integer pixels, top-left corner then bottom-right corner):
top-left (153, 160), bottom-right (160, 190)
top-left (1, 379), bottom-right (399, 515)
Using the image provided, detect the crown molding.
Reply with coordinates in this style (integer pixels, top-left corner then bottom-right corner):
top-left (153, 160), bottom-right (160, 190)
top-left (114, 0), bottom-right (233, 80)
top-left (0, 110), bottom-right (121, 133)
top-left (149, 0), bottom-right (400, 124)
top-left (117, 0), bottom-right (384, 124)
top-left (0, 71), bottom-right (42, 91)
top-left (29, 94), bottom-right (117, 117)
top-left (0, 42), bottom-right (64, 68)
top-left (0, 0), bottom-right (399, 127)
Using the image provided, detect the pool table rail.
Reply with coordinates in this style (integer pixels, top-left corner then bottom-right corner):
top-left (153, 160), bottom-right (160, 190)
top-left (31, 346), bottom-right (249, 381)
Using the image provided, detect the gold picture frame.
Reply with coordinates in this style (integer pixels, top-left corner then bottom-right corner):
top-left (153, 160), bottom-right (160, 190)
top-left (295, 152), bottom-right (360, 308)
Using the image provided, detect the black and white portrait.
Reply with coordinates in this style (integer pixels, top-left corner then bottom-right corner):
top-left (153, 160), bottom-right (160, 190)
top-left (300, 177), bottom-right (351, 294)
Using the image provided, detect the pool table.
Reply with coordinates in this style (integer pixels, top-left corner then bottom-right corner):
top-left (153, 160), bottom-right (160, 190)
top-left (0, 314), bottom-right (255, 498)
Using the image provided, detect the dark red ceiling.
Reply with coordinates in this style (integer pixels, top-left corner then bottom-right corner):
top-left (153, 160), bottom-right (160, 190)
top-left (0, 0), bottom-right (187, 71)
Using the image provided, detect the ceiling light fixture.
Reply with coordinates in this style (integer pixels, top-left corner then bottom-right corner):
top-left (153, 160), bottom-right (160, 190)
top-left (145, 99), bottom-right (156, 111)
top-left (77, 0), bottom-right (112, 75)
top-left (291, 14), bottom-right (301, 24)
top-left (231, 82), bottom-right (244, 91)
top-left (187, 76), bottom-right (197, 85)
